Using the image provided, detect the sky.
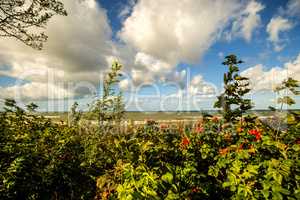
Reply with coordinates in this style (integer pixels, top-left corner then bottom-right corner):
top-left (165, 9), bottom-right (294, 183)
top-left (0, 0), bottom-right (300, 111)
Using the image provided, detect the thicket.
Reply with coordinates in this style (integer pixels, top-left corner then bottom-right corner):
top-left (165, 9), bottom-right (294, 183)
top-left (0, 56), bottom-right (299, 200)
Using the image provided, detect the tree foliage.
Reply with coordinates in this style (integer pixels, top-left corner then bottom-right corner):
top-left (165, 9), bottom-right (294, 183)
top-left (0, 61), bottom-right (299, 199)
top-left (90, 61), bottom-right (125, 130)
top-left (273, 78), bottom-right (300, 130)
top-left (275, 77), bottom-right (299, 107)
top-left (0, 0), bottom-right (67, 49)
top-left (214, 55), bottom-right (253, 122)
top-left (69, 101), bottom-right (82, 127)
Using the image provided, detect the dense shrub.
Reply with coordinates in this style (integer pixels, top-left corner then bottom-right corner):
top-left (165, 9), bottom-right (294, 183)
top-left (98, 117), bottom-right (300, 200)
top-left (0, 100), bottom-right (95, 199)
top-left (0, 58), bottom-right (299, 199)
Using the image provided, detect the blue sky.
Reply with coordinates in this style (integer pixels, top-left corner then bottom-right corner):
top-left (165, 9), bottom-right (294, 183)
top-left (0, 0), bottom-right (299, 111)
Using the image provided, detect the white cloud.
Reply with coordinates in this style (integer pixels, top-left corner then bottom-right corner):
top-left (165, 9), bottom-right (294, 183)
top-left (119, 0), bottom-right (243, 65)
top-left (118, 0), bottom-right (136, 21)
top-left (135, 52), bottom-right (173, 74)
top-left (0, 0), bottom-right (115, 100)
top-left (117, 0), bottom-right (267, 92)
top-left (188, 75), bottom-right (216, 96)
top-left (228, 0), bottom-right (265, 42)
top-left (0, 0), bottom-right (113, 82)
top-left (241, 53), bottom-right (300, 91)
top-left (266, 16), bottom-right (293, 51)
top-left (119, 79), bottom-right (130, 90)
top-left (117, 0), bottom-right (261, 94)
top-left (287, 0), bottom-right (300, 17)
top-left (0, 82), bottom-right (74, 100)
top-left (0, 0), bottom-right (269, 103)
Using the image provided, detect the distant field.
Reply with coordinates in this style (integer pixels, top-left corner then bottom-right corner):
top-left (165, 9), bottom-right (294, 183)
top-left (124, 111), bottom-right (209, 121)
top-left (41, 111), bottom-right (206, 122)
top-left (39, 110), bottom-right (295, 123)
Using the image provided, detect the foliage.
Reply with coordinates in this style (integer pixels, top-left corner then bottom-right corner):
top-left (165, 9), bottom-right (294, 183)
top-left (274, 77), bottom-right (299, 109)
top-left (214, 55), bottom-right (253, 123)
top-left (0, 99), bottom-right (94, 199)
top-left (0, 60), bottom-right (299, 200)
top-left (90, 61), bottom-right (125, 130)
top-left (274, 78), bottom-right (300, 140)
top-left (0, 0), bottom-right (67, 49)
top-left (69, 102), bottom-right (82, 127)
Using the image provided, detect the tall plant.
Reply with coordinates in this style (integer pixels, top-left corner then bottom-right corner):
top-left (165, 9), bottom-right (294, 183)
top-left (69, 102), bottom-right (82, 127)
top-left (91, 61), bottom-right (124, 130)
top-left (274, 77), bottom-right (299, 110)
top-left (214, 55), bottom-right (253, 122)
top-left (271, 78), bottom-right (300, 133)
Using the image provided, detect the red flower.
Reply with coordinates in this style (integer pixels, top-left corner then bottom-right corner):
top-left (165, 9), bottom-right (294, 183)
top-left (182, 137), bottom-right (190, 145)
top-left (296, 139), bottom-right (300, 144)
top-left (248, 129), bottom-right (262, 141)
top-left (180, 136), bottom-right (190, 149)
top-left (195, 126), bottom-right (204, 134)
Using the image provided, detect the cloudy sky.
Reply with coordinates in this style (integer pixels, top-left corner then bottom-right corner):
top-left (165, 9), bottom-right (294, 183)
top-left (0, 0), bottom-right (300, 111)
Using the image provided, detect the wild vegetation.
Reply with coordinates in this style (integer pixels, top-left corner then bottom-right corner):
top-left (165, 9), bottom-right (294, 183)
top-left (1, 1), bottom-right (299, 199)
top-left (0, 55), bottom-right (299, 199)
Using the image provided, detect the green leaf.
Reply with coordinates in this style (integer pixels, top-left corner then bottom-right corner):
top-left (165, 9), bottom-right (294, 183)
top-left (292, 144), bottom-right (300, 152)
top-left (272, 192), bottom-right (283, 200)
top-left (161, 172), bottom-right (173, 184)
top-left (222, 182), bottom-right (231, 188)
top-left (262, 190), bottom-right (269, 199)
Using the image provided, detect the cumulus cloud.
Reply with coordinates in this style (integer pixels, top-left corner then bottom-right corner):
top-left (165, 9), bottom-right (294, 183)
top-left (0, 0), bottom-right (267, 102)
top-left (266, 16), bottom-right (293, 51)
top-left (188, 75), bottom-right (216, 96)
top-left (227, 0), bottom-right (265, 42)
top-left (0, 82), bottom-right (74, 100)
top-left (135, 52), bottom-right (173, 75)
top-left (118, 0), bottom-right (136, 21)
top-left (241, 53), bottom-right (300, 91)
top-left (118, 51), bottom-right (188, 91)
top-left (117, 0), bottom-right (263, 95)
top-left (119, 0), bottom-right (243, 65)
top-left (0, 0), bottom-right (115, 100)
top-left (0, 1), bottom-right (112, 79)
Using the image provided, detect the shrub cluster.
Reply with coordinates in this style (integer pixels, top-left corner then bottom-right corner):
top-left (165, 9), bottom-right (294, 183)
top-left (0, 57), bottom-right (299, 199)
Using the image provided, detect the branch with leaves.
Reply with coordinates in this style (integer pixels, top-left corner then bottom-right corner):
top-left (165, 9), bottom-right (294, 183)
top-left (0, 0), bottom-right (67, 50)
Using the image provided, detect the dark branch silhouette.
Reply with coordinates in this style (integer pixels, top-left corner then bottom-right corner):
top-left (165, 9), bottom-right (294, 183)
top-left (0, 0), bottom-right (67, 50)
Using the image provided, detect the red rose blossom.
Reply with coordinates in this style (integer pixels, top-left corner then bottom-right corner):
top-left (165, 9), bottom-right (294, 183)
top-left (248, 129), bottom-right (262, 141)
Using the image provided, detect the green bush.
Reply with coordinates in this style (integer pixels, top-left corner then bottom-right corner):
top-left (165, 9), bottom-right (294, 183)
top-left (0, 59), bottom-right (299, 200)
